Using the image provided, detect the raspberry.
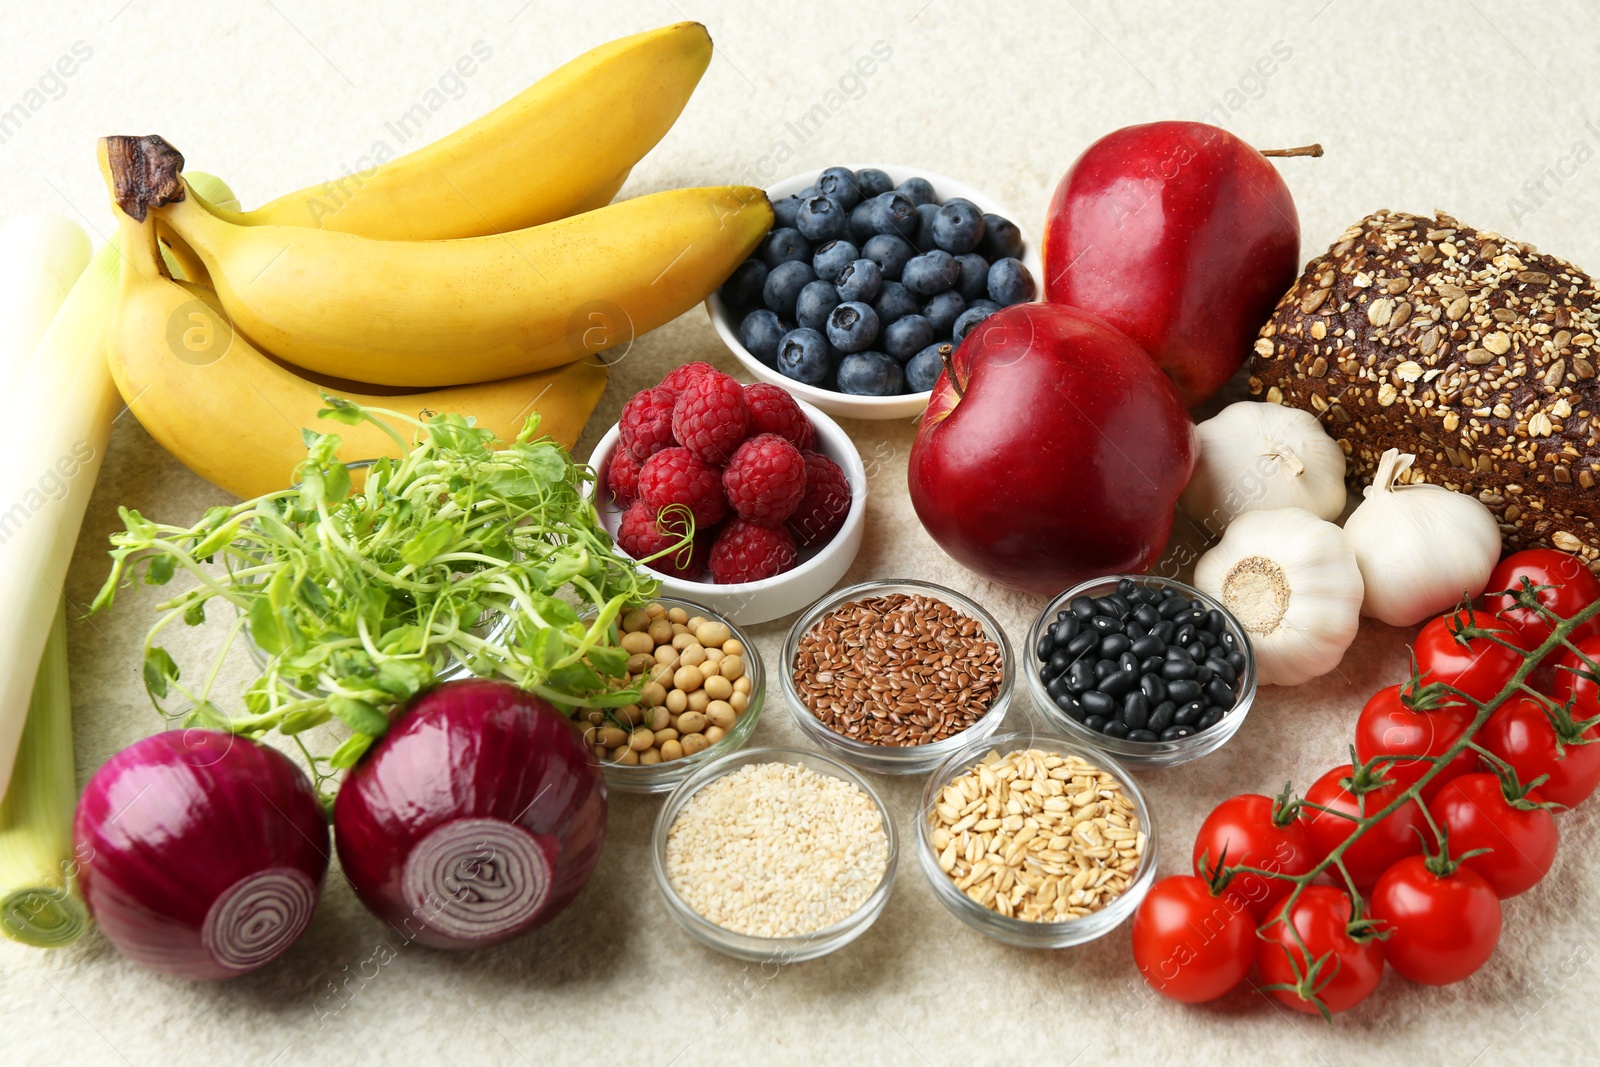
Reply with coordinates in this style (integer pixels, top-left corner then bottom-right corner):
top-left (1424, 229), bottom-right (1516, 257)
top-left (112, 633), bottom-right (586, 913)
top-left (637, 447), bottom-right (727, 528)
top-left (709, 520), bottom-right (797, 584)
top-left (787, 451), bottom-right (851, 547)
top-left (619, 386), bottom-right (676, 461)
top-left (616, 502), bottom-right (709, 580)
top-left (606, 447), bottom-right (640, 507)
top-left (722, 434), bottom-right (806, 524)
top-left (744, 382), bottom-right (816, 451)
top-left (672, 372), bottom-right (749, 464)
top-left (657, 361), bottom-right (718, 397)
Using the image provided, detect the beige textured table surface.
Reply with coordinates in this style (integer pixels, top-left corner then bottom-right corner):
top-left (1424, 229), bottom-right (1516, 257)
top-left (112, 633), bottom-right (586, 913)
top-left (3, 2), bottom-right (1599, 1064)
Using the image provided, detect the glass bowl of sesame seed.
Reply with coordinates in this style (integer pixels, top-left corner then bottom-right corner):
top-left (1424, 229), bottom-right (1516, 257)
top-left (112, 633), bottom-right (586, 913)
top-left (915, 730), bottom-right (1158, 948)
top-left (651, 745), bottom-right (898, 961)
top-left (781, 579), bottom-right (1016, 776)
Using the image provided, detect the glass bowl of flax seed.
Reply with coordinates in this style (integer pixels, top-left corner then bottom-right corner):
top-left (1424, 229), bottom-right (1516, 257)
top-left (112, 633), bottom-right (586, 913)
top-left (782, 579), bottom-right (1015, 775)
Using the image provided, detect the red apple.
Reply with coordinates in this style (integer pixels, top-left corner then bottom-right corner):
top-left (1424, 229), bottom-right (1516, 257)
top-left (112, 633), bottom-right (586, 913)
top-left (1043, 121), bottom-right (1305, 406)
top-left (909, 304), bottom-right (1195, 595)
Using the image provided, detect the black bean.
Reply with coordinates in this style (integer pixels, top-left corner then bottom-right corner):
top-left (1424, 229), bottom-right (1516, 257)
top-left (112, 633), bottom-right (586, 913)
top-left (1048, 649), bottom-right (1074, 675)
top-left (1197, 707), bottom-right (1225, 731)
top-left (1093, 596), bottom-right (1121, 617)
top-left (1095, 658), bottom-right (1116, 680)
top-left (1161, 659), bottom-right (1196, 681)
top-left (1119, 651), bottom-right (1141, 674)
top-left (1035, 632), bottom-right (1055, 661)
top-left (1184, 609), bottom-right (1209, 629)
top-left (1139, 655), bottom-right (1164, 674)
top-left (1164, 645), bottom-right (1189, 662)
top-left (1174, 623), bottom-right (1195, 647)
top-left (1046, 673), bottom-right (1073, 699)
top-left (1227, 650), bottom-right (1247, 671)
top-left (1221, 631), bottom-right (1239, 651)
top-left (1205, 678), bottom-right (1237, 707)
top-left (1106, 593), bottom-right (1132, 616)
top-left (1080, 690), bottom-right (1115, 717)
top-left (1090, 614), bottom-right (1124, 635)
top-left (1148, 701), bottom-right (1177, 733)
top-left (1140, 673), bottom-right (1167, 704)
top-left (1038, 663), bottom-right (1058, 685)
top-left (1057, 609), bottom-right (1071, 621)
top-left (1125, 620), bottom-right (1147, 640)
top-left (1167, 678), bottom-right (1202, 703)
top-left (1175, 700), bottom-right (1206, 726)
top-left (1205, 658), bottom-right (1236, 685)
top-left (1098, 669), bottom-right (1138, 699)
top-left (1122, 692), bottom-right (1150, 730)
top-left (1116, 578), bottom-right (1138, 598)
top-left (1193, 665), bottom-right (1214, 687)
top-left (1133, 604), bottom-right (1161, 628)
top-left (1186, 641), bottom-right (1207, 661)
top-left (1051, 616), bottom-right (1080, 645)
top-left (1196, 629), bottom-right (1218, 648)
top-left (1084, 715), bottom-right (1109, 732)
top-left (1150, 620), bottom-right (1176, 643)
top-left (1098, 633), bottom-right (1131, 659)
top-left (1071, 596), bottom-right (1097, 620)
top-left (1160, 725), bottom-right (1196, 742)
top-left (1130, 635), bottom-right (1165, 659)
top-left (1069, 659), bottom-right (1097, 693)
top-left (1159, 595), bottom-right (1190, 619)
top-left (1205, 608), bottom-right (1228, 635)
top-left (1127, 729), bottom-right (1160, 742)
top-left (1055, 693), bottom-right (1086, 720)
top-left (1066, 631), bottom-right (1098, 659)
top-left (1137, 586), bottom-right (1165, 606)
top-left (1102, 719), bottom-right (1131, 739)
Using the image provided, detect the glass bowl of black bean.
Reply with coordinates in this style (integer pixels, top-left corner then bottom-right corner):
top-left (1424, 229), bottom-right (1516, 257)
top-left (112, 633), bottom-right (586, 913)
top-left (1026, 575), bottom-right (1258, 769)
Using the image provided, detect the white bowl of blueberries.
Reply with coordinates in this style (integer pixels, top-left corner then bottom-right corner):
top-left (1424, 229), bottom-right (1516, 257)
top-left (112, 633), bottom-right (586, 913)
top-left (706, 165), bottom-right (1042, 420)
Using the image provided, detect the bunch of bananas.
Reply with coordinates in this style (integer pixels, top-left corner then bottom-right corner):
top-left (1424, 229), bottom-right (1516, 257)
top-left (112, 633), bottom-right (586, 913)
top-left (99, 23), bottom-right (772, 499)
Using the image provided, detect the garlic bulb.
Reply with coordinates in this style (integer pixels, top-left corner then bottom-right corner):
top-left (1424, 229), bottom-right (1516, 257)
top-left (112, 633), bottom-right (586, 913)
top-left (1180, 402), bottom-right (1348, 533)
top-left (1194, 507), bottom-right (1364, 687)
top-left (1342, 449), bottom-right (1502, 627)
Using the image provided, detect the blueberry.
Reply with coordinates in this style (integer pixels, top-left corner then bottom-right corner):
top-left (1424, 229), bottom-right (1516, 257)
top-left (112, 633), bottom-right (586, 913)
top-left (796, 196), bottom-right (848, 242)
top-left (837, 351), bottom-right (904, 396)
top-left (872, 281), bottom-right (920, 325)
top-left (738, 309), bottom-right (787, 366)
top-left (799, 184), bottom-right (817, 198)
top-left (848, 200), bottom-right (877, 244)
top-left (795, 280), bottom-right (841, 332)
top-left (883, 314), bottom-right (934, 361)
top-left (979, 214), bottom-right (1024, 260)
top-left (812, 240), bottom-right (859, 284)
top-left (952, 300), bottom-right (1000, 344)
top-left (775, 328), bottom-right (832, 385)
top-left (762, 227), bottom-right (810, 268)
top-left (933, 200), bottom-right (986, 254)
top-left (719, 258), bottom-right (767, 310)
top-left (987, 257), bottom-right (1037, 305)
top-left (902, 250), bottom-right (960, 298)
top-left (953, 253), bottom-right (989, 301)
top-left (868, 191), bottom-right (918, 238)
top-left (835, 258), bottom-right (882, 304)
top-left (905, 343), bottom-right (951, 392)
top-left (854, 168), bottom-right (894, 198)
top-left (914, 202), bottom-right (939, 250)
top-left (923, 290), bottom-right (966, 336)
top-left (815, 166), bottom-right (863, 210)
top-left (772, 196), bottom-right (803, 230)
top-left (826, 301), bottom-right (880, 354)
top-left (862, 234), bottom-right (915, 280)
top-left (761, 260), bottom-right (815, 317)
top-left (896, 176), bottom-right (935, 206)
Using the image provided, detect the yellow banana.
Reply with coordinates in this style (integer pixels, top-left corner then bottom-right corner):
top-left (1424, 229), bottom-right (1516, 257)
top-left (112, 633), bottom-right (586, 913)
top-left (133, 160), bottom-right (770, 388)
top-left (210, 22), bottom-right (711, 240)
top-left (106, 210), bottom-right (607, 500)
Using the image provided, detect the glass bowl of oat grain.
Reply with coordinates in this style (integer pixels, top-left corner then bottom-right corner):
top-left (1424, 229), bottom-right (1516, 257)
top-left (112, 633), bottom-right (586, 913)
top-left (916, 730), bottom-right (1158, 948)
top-left (782, 580), bottom-right (1015, 776)
top-left (652, 746), bottom-right (897, 961)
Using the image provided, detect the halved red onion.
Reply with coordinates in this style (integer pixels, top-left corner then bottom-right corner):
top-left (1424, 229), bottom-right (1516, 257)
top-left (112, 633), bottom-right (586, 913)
top-left (73, 730), bottom-right (329, 980)
top-left (333, 679), bottom-right (607, 950)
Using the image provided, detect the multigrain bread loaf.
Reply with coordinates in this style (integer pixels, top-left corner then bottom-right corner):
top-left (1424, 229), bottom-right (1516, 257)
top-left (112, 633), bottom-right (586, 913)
top-left (1250, 210), bottom-right (1600, 574)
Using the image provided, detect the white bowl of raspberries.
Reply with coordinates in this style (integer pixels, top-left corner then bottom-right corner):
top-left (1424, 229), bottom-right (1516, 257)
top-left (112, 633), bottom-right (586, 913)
top-left (590, 362), bottom-right (867, 626)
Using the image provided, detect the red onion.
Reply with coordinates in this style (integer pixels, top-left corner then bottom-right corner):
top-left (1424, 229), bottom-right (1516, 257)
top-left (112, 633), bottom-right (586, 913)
top-left (333, 679), bottom-right (607, 950)
top-left (73, 730), bottom-right (329, 980)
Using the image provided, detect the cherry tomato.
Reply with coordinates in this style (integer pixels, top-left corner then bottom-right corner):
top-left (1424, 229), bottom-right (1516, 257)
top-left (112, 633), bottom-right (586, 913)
top-left (1352, 685), bottom-right (1477, 801)
top-left (1482, 695), bottom-right (1600, 810)
top-left (1411, 608), bottom-right (1525, 704)
top-left (1191, 793), bottom-right (1317, 920)
top-left (1428, 773), bottom-right (1558, 899)
top-left (1256, 886), bottom-right (1384, 1015)
top-left (1131, 875), bottom-right (1255, 1003)
top-left (1369, 855), bottom-right (1502, 985)
top-left (1483, 548), bottom-right (1600, 649)
top-left (1304, 764), bottom-right (1426, 887)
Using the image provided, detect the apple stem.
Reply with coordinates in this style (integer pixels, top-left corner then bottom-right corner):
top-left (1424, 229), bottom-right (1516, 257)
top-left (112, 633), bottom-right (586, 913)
top-left (1259, 144), bottom-right (1324, 158)
top-left (939, 344), bottom-right (963, 399)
